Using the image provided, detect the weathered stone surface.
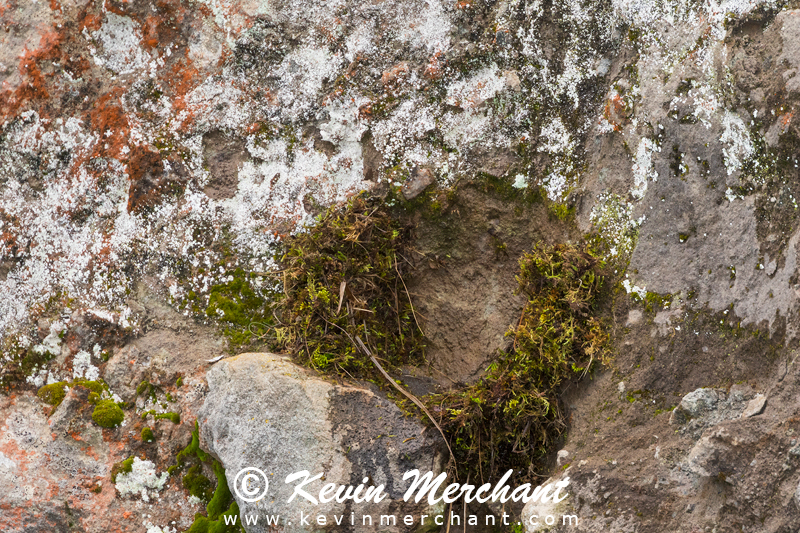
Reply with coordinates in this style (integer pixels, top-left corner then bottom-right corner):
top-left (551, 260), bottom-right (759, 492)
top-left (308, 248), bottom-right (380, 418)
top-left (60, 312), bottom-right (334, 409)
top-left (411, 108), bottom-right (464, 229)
top-left (3, 0), bottom-right (800, 531)
top-left (741, 393), bottom-right (767, 418)
top-left (199, 353), bottom-right (445, 532)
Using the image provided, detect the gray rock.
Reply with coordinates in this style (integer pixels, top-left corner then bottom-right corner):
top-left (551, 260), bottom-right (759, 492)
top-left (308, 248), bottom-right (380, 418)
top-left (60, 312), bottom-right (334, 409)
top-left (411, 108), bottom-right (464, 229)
top-left (199, 353), bottom-right (445, 533)
top-left (741, 394), bottom-right (767, 418)
top-left (402, 167), bottom-right (435, 200)
top-left (669, 388), bottom-right (723, 425)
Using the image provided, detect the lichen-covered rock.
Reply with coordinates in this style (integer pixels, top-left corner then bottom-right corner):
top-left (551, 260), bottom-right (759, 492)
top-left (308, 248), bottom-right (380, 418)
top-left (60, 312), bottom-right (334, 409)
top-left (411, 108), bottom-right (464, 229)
top-left (198, 353), bottom-right (445, 532)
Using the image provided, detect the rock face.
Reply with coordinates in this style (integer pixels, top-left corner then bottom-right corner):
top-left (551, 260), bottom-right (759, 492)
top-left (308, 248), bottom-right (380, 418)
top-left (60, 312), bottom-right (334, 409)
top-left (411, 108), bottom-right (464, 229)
top-left (199, 353), bottom-right (445, 532)
top-left (4, 0), bottom-right (800, 531)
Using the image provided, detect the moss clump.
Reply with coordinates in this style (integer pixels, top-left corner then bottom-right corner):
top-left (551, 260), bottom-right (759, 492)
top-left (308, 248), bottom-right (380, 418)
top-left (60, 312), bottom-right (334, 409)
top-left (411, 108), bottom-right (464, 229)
top-left (206, 269), bottom-right (275, 349)
top-left (92, 400), bottom-right (124, 428)
top-left (72, 380), bottom-right (104, 395)
top-left (155, 412), bottom-right (180, 424)
top-left (186, 501), bottom-right (243, 533)
top-left (169, 421), bottom-right (210, 476)
top-left (183, 463), bottom-right (213, 501)
top-left (171, 421), bottom-right (243, 533)
top-left (141, 427), bottom-right (155, 442)
top-left (273, 194), bottom-right (424, 377)
top-left (111, 457), bottom-right (134, 483)
top-left (141, 410), bottom-right (181, 424)
top-left (136, 380), bottom-right (154, 397)
top-left (429, 242), bottom-right (610, 482)
top-left (37, 381), bottom-right (68, 406)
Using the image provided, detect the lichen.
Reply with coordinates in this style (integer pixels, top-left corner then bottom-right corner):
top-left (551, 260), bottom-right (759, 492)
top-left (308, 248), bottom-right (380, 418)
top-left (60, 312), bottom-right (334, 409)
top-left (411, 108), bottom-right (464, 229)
top-left (114, 457), bottom-right (169, 502)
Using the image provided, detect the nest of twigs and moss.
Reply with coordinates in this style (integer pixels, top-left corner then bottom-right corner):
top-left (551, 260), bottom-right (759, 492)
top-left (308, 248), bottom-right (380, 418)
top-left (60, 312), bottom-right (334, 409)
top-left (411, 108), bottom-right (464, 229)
top-left (426, 243), bottom-right (611, 483)
top-left (270, 194), bottom-right (425, 379)
top-left (218, 192), bottom-right (611, 486)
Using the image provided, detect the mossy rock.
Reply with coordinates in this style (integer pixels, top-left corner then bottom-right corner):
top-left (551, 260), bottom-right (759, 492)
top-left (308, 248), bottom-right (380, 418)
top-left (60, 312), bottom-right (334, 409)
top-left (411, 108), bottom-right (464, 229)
top-left (37, 382), bottom-right (68, 407)
top-left (92, 400), bottom-right (124, 428)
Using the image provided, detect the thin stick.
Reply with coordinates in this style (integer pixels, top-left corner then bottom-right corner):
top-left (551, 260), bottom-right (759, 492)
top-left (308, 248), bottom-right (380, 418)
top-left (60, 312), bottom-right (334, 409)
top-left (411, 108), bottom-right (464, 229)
top-left (354, 336), bottom-right (455, 473)
top-left (394, 256), bottom-right (424, 336)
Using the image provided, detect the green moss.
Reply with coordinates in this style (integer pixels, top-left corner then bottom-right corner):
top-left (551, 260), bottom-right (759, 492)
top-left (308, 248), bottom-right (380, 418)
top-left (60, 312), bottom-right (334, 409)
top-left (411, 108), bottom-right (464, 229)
top-left (272, 193), bottom-right (425, 378)
top-left (92, 400), bottom-right (124, 428)
top-left (72, 380), bottom-right (105, 395)
top-left (87, 392), bottom-right (100, 404)
top-left (176, 376), bottom-right (184, 387)
top-left (206, 268), bottom-right (275, 349)
top-left (183, 463), bottom-right (213, 501)
top-left (141, 427), bottom-right (155, 442)
top-left (548, 202), bottom-right (575, 222)
top-left (169, 421), bottom-right (210, 476)
top-left (172, 421), bottom-right (244, 533)
top-left (136, 380), bottom-right (152, 396)
top-left (37, 381), bottom-right (68, 407)
top-left (111, 457), bottom-right (134, 483)
top-left (207, 460), bottom-right (233, 519)
top-left (141, 410), bottom-right (181, 424)
top-left (155, 412), bottom-right (181, 424)
top-left (429, 242), bottom-right (611, 482)
top-left (186, 501), bottom-right (243, 533)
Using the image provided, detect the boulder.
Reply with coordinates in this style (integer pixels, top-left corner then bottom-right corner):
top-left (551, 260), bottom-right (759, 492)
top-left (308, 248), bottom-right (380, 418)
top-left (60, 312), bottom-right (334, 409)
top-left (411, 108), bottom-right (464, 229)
top-left (198, 353), bottom-right (446, 532)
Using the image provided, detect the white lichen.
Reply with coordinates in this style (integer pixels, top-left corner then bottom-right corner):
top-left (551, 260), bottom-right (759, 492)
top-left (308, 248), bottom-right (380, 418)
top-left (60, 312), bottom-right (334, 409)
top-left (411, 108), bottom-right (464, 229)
top-left (720, 111), bottom-right (753, 176)
top-left (631, 137), bottom-right (659, 200)
top-left (115, 457), bottom-right (169, 502)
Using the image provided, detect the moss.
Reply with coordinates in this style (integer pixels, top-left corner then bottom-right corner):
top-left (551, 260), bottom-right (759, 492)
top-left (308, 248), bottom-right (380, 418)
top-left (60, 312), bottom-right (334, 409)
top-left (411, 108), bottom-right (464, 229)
top-left (92, 400), bottom-right (124, 428)
top-left (72, 380), bottom-right (105, 395)
top-left (183, 463), bottom-right (213, 501)
top-left (141, 427), bottom-right (155, 442)
top-left (206, 268), bottom-right (275, 349)
top-left (172, 421), bottom-right (244, 533)
top-left (186, 501), bottom-right (243, 533)
top-left (272, 193), bottom-right (424, 378)
top-left (111, 457), bottom-right (134, 483)
top-left (141, 410), bottom-right (181, 424)
top-left (206, 460), bottom-right (233, 519)
top-left (176, 376), bottom-right (184, 387)
top-left (37, 381), bottom-right (68, 407)
top-left (155, 412), bottom-right (181, 424)
top-left (548, 202), bottom-right (575, 222)
top-left (87, 392), bottom-right (100, 404)
top-left (428, 242), bottom-right (611, 482)
top-left (136, 380), bottom-right (152, 396)
top-left (169, 421), bottom-right (210, 476)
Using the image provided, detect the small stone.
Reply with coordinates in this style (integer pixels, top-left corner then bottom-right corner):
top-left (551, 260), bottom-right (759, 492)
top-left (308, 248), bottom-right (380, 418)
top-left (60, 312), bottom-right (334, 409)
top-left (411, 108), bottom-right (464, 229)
top-left (741, 394), bottom-right (767, 418)
top-left (504, 70), bottom-right (521, 91)
top-left (557, 449), bottom-right (569, 466)
top-left (401, 167), bottom-right (435, 200)
top-left (626, 309), bottom-right (642, 325)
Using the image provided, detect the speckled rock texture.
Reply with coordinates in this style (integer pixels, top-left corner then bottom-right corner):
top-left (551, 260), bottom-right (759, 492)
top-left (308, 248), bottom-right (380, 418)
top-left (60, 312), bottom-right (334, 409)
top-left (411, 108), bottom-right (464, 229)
top-left (199, 353), bottom-right (445, 533)
top-left (4, 0), bottom-right (800, 531)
